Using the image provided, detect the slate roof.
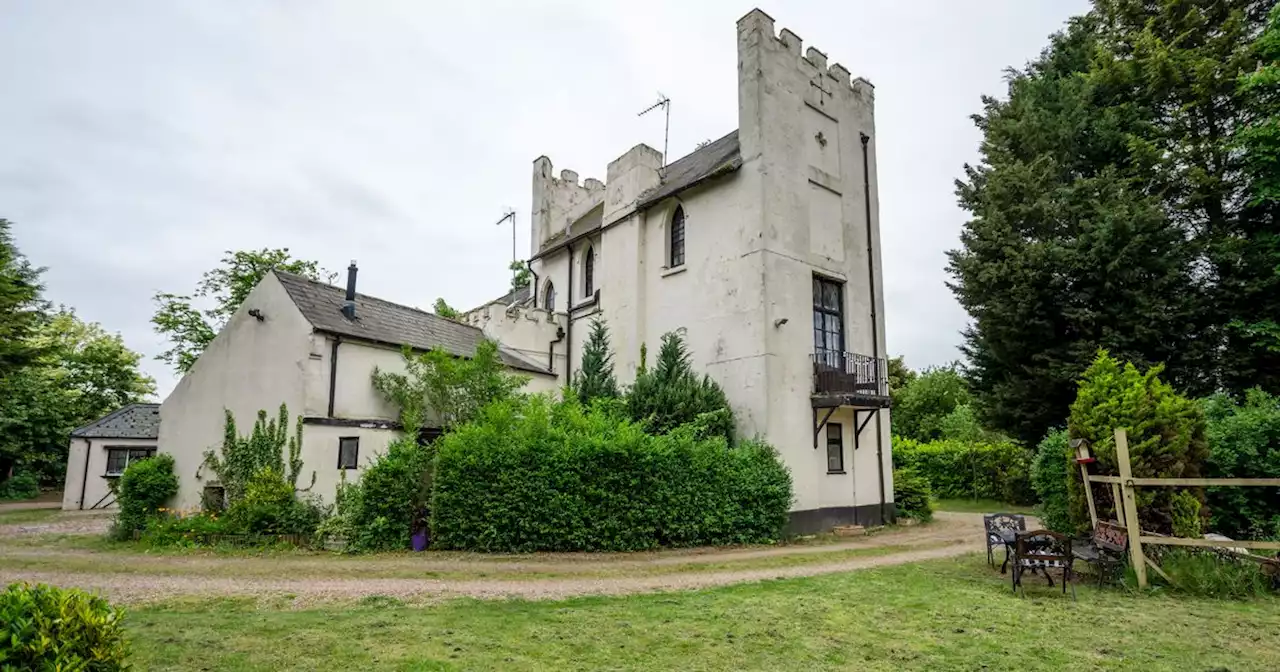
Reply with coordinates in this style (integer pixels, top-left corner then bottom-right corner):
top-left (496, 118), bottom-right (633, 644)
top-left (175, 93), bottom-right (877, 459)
top-left (70, 403), bottom-right (161, 439)
top-left (468, 285), bottom-right (530, 314)
top-left (638, 129), bottom-right (742, 208)
top-left (273, 271), bottom-right (551, 375)
top-left (533, 131), bottom-right (741, 258)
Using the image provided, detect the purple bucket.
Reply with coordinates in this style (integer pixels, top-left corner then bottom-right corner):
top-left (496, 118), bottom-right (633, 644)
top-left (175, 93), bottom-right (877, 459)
top-left (411, 529), bottom-right (429, 552)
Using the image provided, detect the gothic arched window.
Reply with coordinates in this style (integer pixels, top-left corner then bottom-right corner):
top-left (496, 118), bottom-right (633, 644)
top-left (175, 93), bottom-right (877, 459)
top-left (543, 281), bottom-right (556, 312)
top-left (670, 206), bottom-right (686, 267)
top-left (583, 246), bottom-right (595, 297)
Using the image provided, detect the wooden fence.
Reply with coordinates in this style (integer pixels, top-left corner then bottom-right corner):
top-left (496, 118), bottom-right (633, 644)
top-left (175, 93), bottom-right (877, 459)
top-left (1081, 428), bottom-right (1280, 588)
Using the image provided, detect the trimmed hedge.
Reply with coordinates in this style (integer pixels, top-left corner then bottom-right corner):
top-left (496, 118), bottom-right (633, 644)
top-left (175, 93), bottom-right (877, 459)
top-left (431, 396), bottom-right (793, 552)
top-left (892, 438), bottom-right (1034, 505)
top-left (892, 468), bottom-right (933, 522)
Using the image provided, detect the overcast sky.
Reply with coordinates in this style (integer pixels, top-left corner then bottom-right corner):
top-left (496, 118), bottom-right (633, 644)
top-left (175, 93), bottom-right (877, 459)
top-left (1, 1), bottom-right (1089, 398)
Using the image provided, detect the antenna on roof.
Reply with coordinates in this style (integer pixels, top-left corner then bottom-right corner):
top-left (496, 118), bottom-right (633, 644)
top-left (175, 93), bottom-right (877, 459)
top-left (637, 93), bottom-right (670, 176)
top-left (494, 208), bottom-right (517, 281)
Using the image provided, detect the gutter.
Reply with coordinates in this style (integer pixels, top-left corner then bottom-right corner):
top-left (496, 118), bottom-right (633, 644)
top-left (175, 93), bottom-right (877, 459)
top-left (78, 438), bottom-right (92, 511)
top-left (862, 132), bottom-right (888, 525)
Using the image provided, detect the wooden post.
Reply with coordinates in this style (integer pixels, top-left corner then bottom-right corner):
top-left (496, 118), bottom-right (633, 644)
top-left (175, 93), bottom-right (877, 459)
top-left (1080, 463), bottom-right (1099, 528)
top-left (1110, 482), bottom-right (1125, 526)
top-left (1115, 428), bottom-right (1147, 588)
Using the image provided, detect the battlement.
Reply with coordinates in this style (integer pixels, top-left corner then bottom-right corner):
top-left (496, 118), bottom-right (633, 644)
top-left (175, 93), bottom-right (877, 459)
top-left (737, 8), bottom-right (868, 94)
top-left (532, 156), bottom-right (606, 253)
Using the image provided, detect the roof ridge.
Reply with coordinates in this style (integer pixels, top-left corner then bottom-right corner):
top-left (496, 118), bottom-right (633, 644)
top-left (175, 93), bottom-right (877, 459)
top-left (273, 269), bottom-right (486, 337)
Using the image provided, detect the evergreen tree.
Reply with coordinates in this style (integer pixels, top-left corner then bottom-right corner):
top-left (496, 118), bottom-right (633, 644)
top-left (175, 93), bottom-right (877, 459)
top-left (572, 319), bottom-right (619, 404)
top-left (627, 331), bottom-right (734, 442)
top-left (0, 220), bottom-right (46, 378)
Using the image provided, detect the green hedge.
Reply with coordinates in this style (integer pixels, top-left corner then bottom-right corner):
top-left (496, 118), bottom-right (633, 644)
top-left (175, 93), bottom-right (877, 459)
top-left (431, 396), bottom-right (793, 552)
top-left (1, 582), bottom-right (130, 670)
top-left (892, 468), bottom-right (933, 522)
top-left (892, 438), bottom-right (1034, 505)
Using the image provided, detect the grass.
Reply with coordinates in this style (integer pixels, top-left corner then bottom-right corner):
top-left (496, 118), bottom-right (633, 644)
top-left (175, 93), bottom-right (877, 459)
top-left (123, 554), bottom-right (1280, 671)
top-left (933, 498), bottom-right (1037, 515)
top-left (0, 507), bottom-right (63, 524)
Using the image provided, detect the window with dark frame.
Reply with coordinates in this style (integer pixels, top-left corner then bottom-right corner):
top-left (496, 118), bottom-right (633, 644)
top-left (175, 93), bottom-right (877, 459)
top-left (670, 206), bottom-right (686, 268)
top-left (338, 437), bottom-right (359, 470)
top-left (826, 423), bottom-right (844, 473)
top-left (812, 275), bottom-right (845, 364)
top-left (104, 447), bottom-right (156, 477)
top-left (543, 281), bottom-right (556, 311)
top-left (583, 247), bottom-right (595, 296)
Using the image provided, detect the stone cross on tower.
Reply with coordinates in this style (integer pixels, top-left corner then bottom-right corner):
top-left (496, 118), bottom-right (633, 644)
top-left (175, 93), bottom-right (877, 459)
top-left (809, 75), bottom-right (832, 106)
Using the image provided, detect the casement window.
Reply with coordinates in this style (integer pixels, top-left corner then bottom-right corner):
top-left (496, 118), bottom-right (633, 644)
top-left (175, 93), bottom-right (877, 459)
top-left (105, 447), bottom-right (156, 477)
top-left (583, 246), bottom-right (595, 296)
top-left (338, 437), bottom-right (359, 470)
top-left (826, 423), bottom-right (844, 473)
top-left (543, 281), bottom-right (556, 312)
top-left (669, 206), bottom-right (686, 268)
top-left (812, 275), bottom-right (846, 362)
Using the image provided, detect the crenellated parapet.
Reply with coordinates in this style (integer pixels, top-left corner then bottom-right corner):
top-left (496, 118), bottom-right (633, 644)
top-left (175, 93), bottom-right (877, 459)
top-left (532, 157), bottom-right (606, 254)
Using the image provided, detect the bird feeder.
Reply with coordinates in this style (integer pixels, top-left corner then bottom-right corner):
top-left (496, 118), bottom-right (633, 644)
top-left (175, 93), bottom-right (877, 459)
top-left (1071, 437), bottom-right (1095, 464)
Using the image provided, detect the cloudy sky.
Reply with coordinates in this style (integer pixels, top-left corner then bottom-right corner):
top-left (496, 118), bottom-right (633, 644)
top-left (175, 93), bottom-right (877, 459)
top-left (2, 1), bottom-right (1088, 398)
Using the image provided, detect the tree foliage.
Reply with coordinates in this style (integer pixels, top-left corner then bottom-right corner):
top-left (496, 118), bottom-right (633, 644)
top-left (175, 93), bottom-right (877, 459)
top-left (1030, 428), bottom-right (1073, 533)
top-left (432, 298), bottom-right (460, 319)
top-left (572, 318), bottom-right (619, 405)
top-left (152, 248), bottom-right (331, 373)
top-left (1067, 351), bottom-right (1209, 535)
top-left (886, 356), bottom-right (917, 410)
top-left (0, 219), bottom-right (47, 377)
top-left (626, 332), bottom-right (734, 443)
top-left (1201, 389), bottom-right (1280, 540)
top-left (372, 340), bottom-right (528, 431)
top-left (950, 1), bottom-right (1276, 445)
top-left (509, 260), bottom-right (532, 292)
top-left (891, 365), bottom-right (971, 442)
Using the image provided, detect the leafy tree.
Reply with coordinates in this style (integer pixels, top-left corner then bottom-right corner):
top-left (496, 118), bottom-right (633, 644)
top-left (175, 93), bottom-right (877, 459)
top-left (886, 356), bottom-right (917, 410)
top-left (0, 220), bottom-right (47, 377)
top-left (372, 339), bottom-right (528, 431)
top-left (1201, 389), bottom-right (1280, 540)
top-left (891, 365), bottom-right (971, 442)
top-left (1067, 351), bottom-right (1209, 535)
top-left (948, 9), bottom-right (1228, 444)
top-left (573, 319), bottom-right (619, 405)
top-left (152, 248), bottom-right (331, 373)
top-left (0, 310), bottom-right (154, 485)
top-left (626, 331), bottom-right (734, 442)
top-left (509, 260), bottom-right (532, 291)
top-left (432, 298), bottom-right (460, 319)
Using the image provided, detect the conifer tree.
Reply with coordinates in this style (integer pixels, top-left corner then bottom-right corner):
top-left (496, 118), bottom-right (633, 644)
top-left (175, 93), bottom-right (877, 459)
top-left (572, 319), bottom-right (619, 404)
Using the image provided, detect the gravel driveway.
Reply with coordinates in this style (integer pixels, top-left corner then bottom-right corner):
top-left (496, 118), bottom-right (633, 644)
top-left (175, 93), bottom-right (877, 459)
top-left (1, 512), bottom-right (1011, 605)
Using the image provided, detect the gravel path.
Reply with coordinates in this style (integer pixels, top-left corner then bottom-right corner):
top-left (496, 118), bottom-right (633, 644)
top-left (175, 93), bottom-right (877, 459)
top-left (0, 512), bottom-right (1010, 605)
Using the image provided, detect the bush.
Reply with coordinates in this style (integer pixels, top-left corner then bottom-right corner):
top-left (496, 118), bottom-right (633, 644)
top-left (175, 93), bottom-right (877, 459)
top-left (341, 436), bottom-right (434, 552)
top-left (1202, 389), bottom-right (1280, 539)
top-left (0, 582), bottom-right (130, 670)
top-left (224, 467), bottom-right (323, 537)
top-left (1030, 428), bottom-right (1074, 533)
top-left (1067, 351), bottom-right (1208, 535)
top-left (627, 332), bottom-right (735, 443)
top-left (138, 510), bottom-right (232, 547)
top-left (431, 396), bottom-right (792, 552)
top-left (892, 468), bottom-right (933, 522)
top-left (891, 438), bottom-right (1034, 505)
top-left (1154, 550), bottom-right (1276, 599)
top-left (0, 470), bottom-right (40, 501)
top-left (892, 365), bottom-right (971, 442)
top-left (1170, 490), bottom-right (1203, 539)
top-left (111, 453), bottom-right (177, 541)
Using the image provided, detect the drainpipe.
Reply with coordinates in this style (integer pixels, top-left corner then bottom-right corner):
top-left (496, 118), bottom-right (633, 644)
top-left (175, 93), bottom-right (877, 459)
top-left (78, 438), bottom-right (92, 510)
top-left (548, 326), bottom-right (565, 374)
top-left (565, 244), bottom-right (575, 385)
top-left (327, 336), bottom-right (341, 417)
top-left (862, 133), bottom-right (887, 525)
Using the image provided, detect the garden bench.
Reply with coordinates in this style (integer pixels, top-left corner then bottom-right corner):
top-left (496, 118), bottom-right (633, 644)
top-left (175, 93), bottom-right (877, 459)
top-left (1072, 520), bottom-right (1129, 584)
top-left (1011, 529), bottom-right (1076, 600)
top-left (983, 513), bottom-right (1026, 573)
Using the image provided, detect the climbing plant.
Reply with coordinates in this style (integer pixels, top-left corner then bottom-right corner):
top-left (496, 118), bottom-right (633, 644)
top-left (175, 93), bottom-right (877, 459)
top-left (202, 403), bottom-right (313, 504)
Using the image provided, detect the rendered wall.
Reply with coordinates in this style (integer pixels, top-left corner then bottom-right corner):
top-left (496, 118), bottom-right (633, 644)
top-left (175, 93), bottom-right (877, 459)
top-left (61, 437), bottom-right (158, 511)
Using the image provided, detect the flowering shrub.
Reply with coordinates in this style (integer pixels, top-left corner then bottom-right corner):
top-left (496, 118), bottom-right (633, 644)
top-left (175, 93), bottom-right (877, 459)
top-left (138, 508), bottom-right (232, 547)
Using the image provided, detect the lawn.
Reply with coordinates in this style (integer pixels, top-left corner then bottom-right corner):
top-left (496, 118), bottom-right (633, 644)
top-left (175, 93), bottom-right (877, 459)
top-left (125, 555), bottom-right (1280, 671)
top-left (0, 507), bottom-right (62, 525)
top-left (934, 498), bottom-right (1038, 515)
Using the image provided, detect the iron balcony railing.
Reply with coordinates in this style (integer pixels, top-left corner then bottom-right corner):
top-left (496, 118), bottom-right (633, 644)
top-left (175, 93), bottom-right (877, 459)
top-left (811, 350), bottom-right (889, 398)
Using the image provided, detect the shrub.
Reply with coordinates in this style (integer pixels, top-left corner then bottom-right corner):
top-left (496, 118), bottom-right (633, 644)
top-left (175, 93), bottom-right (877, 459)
top-left (202, 404), bottom-right (313, 506)
top-left (138, 510), bottom-right (232, 547)
top-left (341, 436), bottom-right (434, 552)
top-left (1067, 351), bottom-right (1208, 535)
top-left (627, 332), bottom-right (735, 443)
top-left (892, 468), bottom-right (933, 522)
top-left (225, 467), bottom-right (324, 537)
top-left (1030, 428), bottom-right (1074, 533)
top-left (1170, 490), bottom-right (1204, 539)
top-left (1155, 550), bottom-right (1276, 599)
top-left (892, 364), bottom-right (971, 442)
top-left (431, 396), bottom-right (792, 552)
top-left (111, 453), bottom-right (177, 541)
top-left (0, 582), bottom-right (130, 670)
top-left (1202, 389), bottom-right (1280, 539)
top-left (0, 470), bottom-right (39, 501)
top-left (891, 438), bottom-right (1034, 505)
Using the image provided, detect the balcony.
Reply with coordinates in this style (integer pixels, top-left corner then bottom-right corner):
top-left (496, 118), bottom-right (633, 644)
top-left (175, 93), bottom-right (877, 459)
top-left (811, 350), bottom-right (890, 408)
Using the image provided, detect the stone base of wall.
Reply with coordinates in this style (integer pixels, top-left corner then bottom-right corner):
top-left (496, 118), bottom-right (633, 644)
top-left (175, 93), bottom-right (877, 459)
top-left (786, 503), bottom-right (897, 535)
